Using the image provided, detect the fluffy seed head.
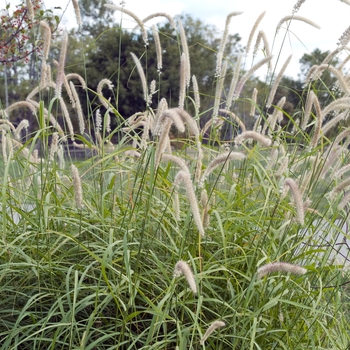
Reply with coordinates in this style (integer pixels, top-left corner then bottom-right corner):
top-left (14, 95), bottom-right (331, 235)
top-left (257, 262), bottom-right (307, 279)
top-left (174, 260), bottom-right (197, 293)
top-left (72, 0), bottom-right (82, 26)
top-left (276, 15), bottom-right (320, 34)
top-left (200, 321), bottom-right (225, 345)
top-left (174, 170), bottom-right (205, 237)
top-left (284, 177), bottom-right (305, 225)
top-left (235, 131), bottom-right (272, 147)
top-left (55, 31), bottom-right (68, 98)
top-left (71, 164), bottom-right (83, 210)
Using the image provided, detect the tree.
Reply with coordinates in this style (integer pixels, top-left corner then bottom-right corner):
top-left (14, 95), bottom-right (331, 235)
top-left (0, 0), bottom-right (59, 65)
top-left (0, 0), bottom-right (59, 111)
top-left (78, 0), bottom-right (115, 37)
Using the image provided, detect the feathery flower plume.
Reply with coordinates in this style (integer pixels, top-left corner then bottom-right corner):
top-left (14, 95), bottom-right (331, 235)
top-left (140, 112), bottom-right (152, 149)
top-left (192, 75), bottom-right (200, 112)
top-left (122, 120), bottom-right (146, 133)
top-left (257, 262), bottom-right (307, 279)
top-left (104, 4), bottom-right (148, 45)
top-left (152, 98), bottom-right (168, 135)
top-left (253, 30), bottom-right (271, 59)
top-left (179, 52), bottom-right (187, 109)
top-left (27, 100), bottom-right (65, 137)
top-left (40, 62), bottom-right (47, 87)
top-left (321, 48), bottom-right (341, 66)
top-left (276, 15), bottom-right (320, 34)
top-left (199, 151), bottom-right (246, 187)
top-left (178, 20), bottom-right (191, 87)
top-left (219, 109), bottom-right (246, 133)
top-left (156, 108), bottom-right (185, 135)
top-left (319, 145), bottom-right (344, 179)
top-left (213, 61), bottom-right (227, 118)
top-left (334, 163), bottom-right (350, 179)
top-left (200, 320), bottom-right (225, 345)
top-left (333, 127), bottom-right (350, 149)
top-left (276, 155), bottom-right (289, 178)
top-left (66, 73), bottom-right (87, 89)
top-left (226, 54), bottom-right (242, 110)
top-left (340, 0), bottom-right (350, 5)
top-left (173, 186), bottom-right (180, 221)
top-left (0, 119), bottom-right (15, 132)
top-left (55, 31), bottom-right (68, 98)
top-left (292, 0), bottom-right (307, 13)
top-left (155, 119), bottom-right (173, 167)
top-left (97, 78), bottom-right (114, 110)
top-left (322, 111), bottom-right (349, 135)
top-left (305, 65), bottom-right (350, 93)
top-left (105, 110), bottom-right (111, 134)
top-left (49, 132), bottom-right (59, 161)
top-left (332, 177), bottom-right (350, 195)
top-left (72, 0), bottom-right (82, 26)
top-left (233, 55), bottom-right (273, 100)
top-left (201, 117), bottom-right (223, 138)
top-left (216, 12), bottom-right (243, 77)
top-left (338, 25), bottom-right (350, 47)
top-left (262, 96), bottom-right (286, 135)
top-left (58, 97), bottom-right (75, 140)
top-left (321, 97), bottom-right (350, 118)
top-left (14, 120), bottom-right (29, 140)
top-left (149, 80), bottom-right (157, 105)
top-left (40, 21), bottom-right (51, 62)
top-left (174, 170), bottom-right (205, 237)
top-left (266, 55), bottom-right (292, 108)
top-left (339, 190), bottom-right (350, 210)
top-left (71, 164), bottom-right (83, 210)
top-left (338, 51), bottom-right (350, 71)
top-left (59, 74), bottom-right (74, 106)
top-left (268, 143), bottom-right (279, 170)
top-left (152, 25), bottom-right (162, 72)
top-left (26, 79), bottom-right (56, 100)
top-left (69, 82), bottom-right (85, 134)
top-left (174, 260), bottom-right (197, 293)
top-left (5, 101), bottom-right (36, 116)
top-left (235, 131), bottom-right (272, 147)
top-left (11, 138), bottom-right (36, 163)
top-left (130, 52), bottom-right (149, 105)
top-left (310, 93), bottom-right (322, 149)
top-left (284, 177), bottom-right (304, 225)
top-left (161, 154), bottom-right (191, 175)
top-left (173, 108), bottom-right (199, 137)
top-left (304, 65), bottom-right (323, 82)
top-left (250, 88), bottom-right (258, 117)
top-left (140, 13), bottom-right (176, 29)
top-left (26, 0), bottom-right (34, 21)
top-left (165, 108), bottom-right (202, 181)
top-left (301, 89), bottom-right (315, 130)
top-left (246, 11), bottom-right (266, 55)
top-left (95, 109), bottom-right (102, 132)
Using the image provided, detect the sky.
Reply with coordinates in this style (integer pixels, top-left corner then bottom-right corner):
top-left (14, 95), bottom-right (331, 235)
top-left (44, 0), bottom-right (350, 78)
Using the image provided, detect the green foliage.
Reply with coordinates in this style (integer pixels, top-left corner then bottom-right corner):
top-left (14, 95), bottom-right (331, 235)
top-left (1, 2), bottom-right (350, 349)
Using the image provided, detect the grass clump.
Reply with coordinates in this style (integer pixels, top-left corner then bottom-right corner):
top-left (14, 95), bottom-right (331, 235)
top-left (1, 1), bottom-right (350, 349)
